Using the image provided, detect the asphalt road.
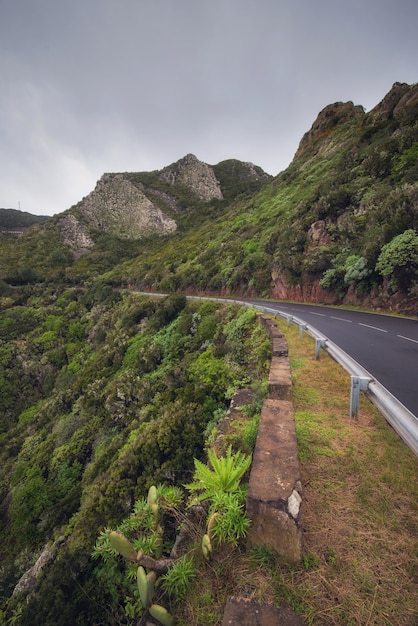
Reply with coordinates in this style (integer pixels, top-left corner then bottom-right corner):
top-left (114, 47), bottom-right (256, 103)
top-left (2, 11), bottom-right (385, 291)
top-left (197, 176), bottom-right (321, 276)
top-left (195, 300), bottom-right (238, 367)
top-left (244, 300), bottom-right (418, 419)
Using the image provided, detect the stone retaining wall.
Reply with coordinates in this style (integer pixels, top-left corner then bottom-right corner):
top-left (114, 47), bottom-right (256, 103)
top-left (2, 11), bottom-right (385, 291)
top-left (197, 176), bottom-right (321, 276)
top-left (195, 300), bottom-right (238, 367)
top-left (246, 314), bottom-right (302, 562)
top-left (222, 314), bottom-right (306, 625)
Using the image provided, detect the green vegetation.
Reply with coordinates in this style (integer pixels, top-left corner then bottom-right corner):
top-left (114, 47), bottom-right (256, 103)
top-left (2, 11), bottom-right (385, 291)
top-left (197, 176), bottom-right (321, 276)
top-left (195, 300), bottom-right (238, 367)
top-left (185, 446), bottom-right (251, 503)
top-left (375, 228), bottom-right (418, 291)
top-left (92, 445), bottom-right (252, 624)
top-left (0, 83), bottom-right (417, 624)
top-left (0, 208), bottom-right (49, 230)
top-left (87, 318), bottom-right (417, 626)
top-left (0, 286), bottom-right (269, 624)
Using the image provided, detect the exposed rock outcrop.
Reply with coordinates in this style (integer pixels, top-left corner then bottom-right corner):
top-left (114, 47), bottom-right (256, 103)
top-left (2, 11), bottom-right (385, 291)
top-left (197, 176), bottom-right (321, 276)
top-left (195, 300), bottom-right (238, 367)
top-left (159, 153), bottom-right (223, 201)
top-left (57, 212), bottom-right (94, 257)
top-left (270, 270), bottom-right (417, 314)
top-left (295, 101), bottom-right (364, 159)
top-left (369, 81), bottom-right (418, 122)
top-left (74, 173), bottom-right (177, 240)
top-left (271, 271), bottom-right (340, 305)
top-left (13, 538), bottom-right (65, 597)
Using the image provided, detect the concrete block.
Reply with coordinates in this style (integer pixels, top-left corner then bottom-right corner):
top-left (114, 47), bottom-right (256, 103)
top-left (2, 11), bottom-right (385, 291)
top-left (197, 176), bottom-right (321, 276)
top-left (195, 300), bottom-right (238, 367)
top-left (246, 399), bottom-right (302, 562)
top-left (272, 336), bottom-right (288, 357)
top-left (268, 356), bottom-right (292, 400)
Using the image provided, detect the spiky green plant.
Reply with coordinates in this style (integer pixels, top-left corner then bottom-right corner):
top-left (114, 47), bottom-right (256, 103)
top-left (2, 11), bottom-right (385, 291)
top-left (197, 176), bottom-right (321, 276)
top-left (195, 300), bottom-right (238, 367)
top-left (184, 445), bottom-right (252, 502)
top-left (161, 555), bottom-right (196, 602)
top-left (208, 492), bottom-right (250, 545)
top-left (93, 485), bottom-right (184, 566)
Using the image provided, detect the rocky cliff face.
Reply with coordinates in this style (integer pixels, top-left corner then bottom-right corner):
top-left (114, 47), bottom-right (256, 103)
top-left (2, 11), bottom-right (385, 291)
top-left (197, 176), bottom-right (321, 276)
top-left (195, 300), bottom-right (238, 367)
top-left (368, 81), bottom-right (418, 122)
top-left (159, 153), bottom-right (223, 201)
top-left (270, 270), bottom-right (416, 313)
top-left (57, 213), bottom-right (95, 258)
top-left (56, 154), bottom-right (269, 256)
top-left (57, 172), bottom-right (178, 254)
top-left (75, 173), bottom-right (177, 238)
top-left (293, 82), bottom-right (418, 165)
top-left (295, 101), bottom-right (365, 160)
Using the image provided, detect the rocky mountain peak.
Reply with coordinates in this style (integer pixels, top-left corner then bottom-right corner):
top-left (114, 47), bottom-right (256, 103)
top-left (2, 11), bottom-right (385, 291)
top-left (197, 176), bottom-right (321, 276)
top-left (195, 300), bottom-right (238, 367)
top-left (368, 81), bottom-right (418, 122)
top-left (79, 173), bottom-right (177, 238)
top-left (295, 101), bottom-right (365, 159)
top-left (159, 153), bottom-right (224, 201)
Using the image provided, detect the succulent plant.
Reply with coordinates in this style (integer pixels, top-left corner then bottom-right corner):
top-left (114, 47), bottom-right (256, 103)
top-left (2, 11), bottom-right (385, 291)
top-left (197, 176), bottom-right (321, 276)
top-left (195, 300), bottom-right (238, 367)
top-left (108, 530), bottom-right (137, 561)
top-left (149, 603), bottom-right (174, 626)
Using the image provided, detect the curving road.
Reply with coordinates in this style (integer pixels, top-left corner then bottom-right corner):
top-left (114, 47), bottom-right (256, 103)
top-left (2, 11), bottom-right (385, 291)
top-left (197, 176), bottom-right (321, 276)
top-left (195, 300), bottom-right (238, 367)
top-left (244, 300), bottom-right (418, 419)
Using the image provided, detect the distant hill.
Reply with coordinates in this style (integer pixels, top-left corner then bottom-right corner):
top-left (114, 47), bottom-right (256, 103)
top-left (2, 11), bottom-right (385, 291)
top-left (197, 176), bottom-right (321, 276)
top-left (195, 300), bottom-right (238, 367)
top-left (0, 208), bottom-right (49, 231)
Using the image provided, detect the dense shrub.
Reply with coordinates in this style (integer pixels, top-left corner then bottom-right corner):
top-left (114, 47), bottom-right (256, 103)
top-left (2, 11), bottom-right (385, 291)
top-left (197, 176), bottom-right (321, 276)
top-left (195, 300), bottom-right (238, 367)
top-left (376, 228), bottom-right (418, 291)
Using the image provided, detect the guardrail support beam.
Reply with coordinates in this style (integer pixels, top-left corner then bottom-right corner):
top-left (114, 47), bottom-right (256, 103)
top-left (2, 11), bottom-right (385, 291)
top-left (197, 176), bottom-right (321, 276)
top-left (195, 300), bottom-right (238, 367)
top-left (350, 376), bottom-right (372, 418)
top-left (315, 338), bottom-right (327, 360)
top-left (299, 323), bottom-right (307, 338)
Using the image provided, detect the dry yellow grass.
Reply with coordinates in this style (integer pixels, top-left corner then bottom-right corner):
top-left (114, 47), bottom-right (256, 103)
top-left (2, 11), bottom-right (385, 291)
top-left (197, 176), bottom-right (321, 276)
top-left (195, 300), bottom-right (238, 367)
top-left (280, 320), bottom-right (418, 625)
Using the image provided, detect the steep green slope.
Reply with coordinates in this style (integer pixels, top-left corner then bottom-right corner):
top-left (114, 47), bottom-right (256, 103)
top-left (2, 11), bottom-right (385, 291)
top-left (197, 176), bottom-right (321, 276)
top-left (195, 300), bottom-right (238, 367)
top-left (0, 285), bottom-right (269, 624)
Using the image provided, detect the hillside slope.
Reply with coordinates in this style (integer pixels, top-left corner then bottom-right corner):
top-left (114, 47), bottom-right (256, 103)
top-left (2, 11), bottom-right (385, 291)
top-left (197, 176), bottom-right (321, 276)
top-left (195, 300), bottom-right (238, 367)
top-left (0, 208), bottom-right (49, 231)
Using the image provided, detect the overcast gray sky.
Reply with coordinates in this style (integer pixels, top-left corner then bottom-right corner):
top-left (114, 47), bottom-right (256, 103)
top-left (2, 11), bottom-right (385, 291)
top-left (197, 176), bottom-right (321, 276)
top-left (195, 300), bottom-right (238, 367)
top-left (1, 0), bottom-right (417, 216)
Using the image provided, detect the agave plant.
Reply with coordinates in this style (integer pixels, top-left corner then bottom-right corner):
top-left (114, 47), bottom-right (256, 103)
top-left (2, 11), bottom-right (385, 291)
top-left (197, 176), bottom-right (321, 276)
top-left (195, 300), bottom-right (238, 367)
top-left (185, 445), bottom-right (252, 502)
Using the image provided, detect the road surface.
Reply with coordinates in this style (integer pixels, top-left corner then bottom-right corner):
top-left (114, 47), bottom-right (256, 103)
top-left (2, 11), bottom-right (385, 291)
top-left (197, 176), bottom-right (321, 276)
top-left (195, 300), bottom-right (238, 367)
top-left (245, 300), bottom-right (418, 419)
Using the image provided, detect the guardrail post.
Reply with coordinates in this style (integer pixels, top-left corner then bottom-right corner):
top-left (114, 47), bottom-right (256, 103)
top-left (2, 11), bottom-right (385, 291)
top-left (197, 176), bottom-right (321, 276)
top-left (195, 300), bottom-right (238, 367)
top-left (350, 376), bottom-right (372, 418)
top-left (287, 315), bottom-right (293, 327)
top-left (299, 323), bottom-right (307, 338)
top-left (315, 338), bottom-right (327, 360)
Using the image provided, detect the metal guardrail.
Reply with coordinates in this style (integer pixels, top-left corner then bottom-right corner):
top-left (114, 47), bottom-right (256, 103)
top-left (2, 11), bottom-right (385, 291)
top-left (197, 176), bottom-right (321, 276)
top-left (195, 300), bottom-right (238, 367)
top-left (135, 292), bottom-right (418, 457)
top-left (245, 301), bottom-right (418, 458)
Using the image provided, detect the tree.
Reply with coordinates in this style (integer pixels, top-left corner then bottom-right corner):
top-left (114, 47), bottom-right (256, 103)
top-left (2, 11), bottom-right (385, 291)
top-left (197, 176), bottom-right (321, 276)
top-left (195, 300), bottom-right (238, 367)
top-left (375, 229), bottom-right (418, 291)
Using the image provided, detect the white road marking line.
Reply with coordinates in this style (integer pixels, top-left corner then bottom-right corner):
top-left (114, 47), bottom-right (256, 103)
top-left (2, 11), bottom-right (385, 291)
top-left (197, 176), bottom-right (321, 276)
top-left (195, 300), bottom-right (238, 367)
top-left (397, 334), bottom-right (418, 344)
top-left (310, 312), bottom-right (326, 317)
top-left (330, 316), bottom-right (352, 323)
top-left (358, 323), bottom-right (387, 332)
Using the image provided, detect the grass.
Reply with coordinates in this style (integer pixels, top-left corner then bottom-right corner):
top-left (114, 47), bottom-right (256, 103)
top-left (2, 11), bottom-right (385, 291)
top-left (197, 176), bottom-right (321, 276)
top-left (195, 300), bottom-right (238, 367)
top-left (276, 320), bottom-right (418, 625)
top-left (175, 317), bottom-right (418, 625)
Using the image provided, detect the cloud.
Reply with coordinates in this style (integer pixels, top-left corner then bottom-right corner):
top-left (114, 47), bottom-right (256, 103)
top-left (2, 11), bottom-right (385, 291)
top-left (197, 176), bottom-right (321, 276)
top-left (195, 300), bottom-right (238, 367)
top-left (1, 0), bottom-right (417, 215)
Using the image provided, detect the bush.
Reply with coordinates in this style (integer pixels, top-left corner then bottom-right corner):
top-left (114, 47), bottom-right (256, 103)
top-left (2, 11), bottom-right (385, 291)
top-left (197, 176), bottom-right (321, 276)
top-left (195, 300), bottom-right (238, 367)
top-left (375, 229), bottom-right (418, 291)
top-left (343, 255), bottom-right (370, 287)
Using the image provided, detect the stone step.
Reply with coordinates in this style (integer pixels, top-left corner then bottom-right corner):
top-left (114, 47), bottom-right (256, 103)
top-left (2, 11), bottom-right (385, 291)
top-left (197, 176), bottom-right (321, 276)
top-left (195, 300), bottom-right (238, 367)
top-left (222, 597), bottom-right (307, 625)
